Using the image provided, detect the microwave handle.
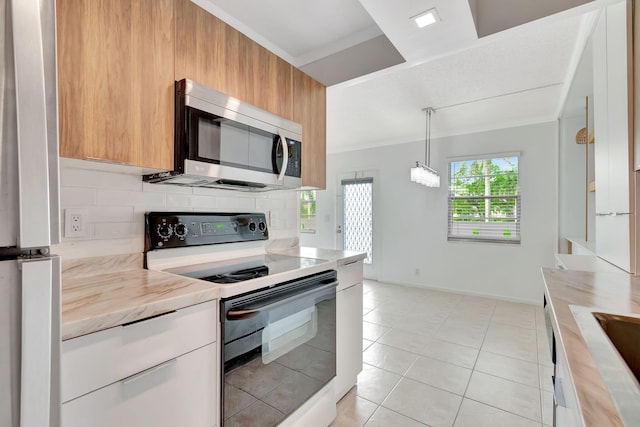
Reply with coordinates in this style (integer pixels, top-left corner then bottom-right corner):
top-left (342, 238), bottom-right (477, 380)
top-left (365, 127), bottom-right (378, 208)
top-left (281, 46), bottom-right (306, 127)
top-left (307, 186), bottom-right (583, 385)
top-left (277, 131), bottom-right (289, 181)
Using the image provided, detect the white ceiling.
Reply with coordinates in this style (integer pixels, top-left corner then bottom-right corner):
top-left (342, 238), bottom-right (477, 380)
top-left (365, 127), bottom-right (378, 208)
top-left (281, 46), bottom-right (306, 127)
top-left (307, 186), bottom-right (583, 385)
top-left (196, 0), bottom-right (615, 153)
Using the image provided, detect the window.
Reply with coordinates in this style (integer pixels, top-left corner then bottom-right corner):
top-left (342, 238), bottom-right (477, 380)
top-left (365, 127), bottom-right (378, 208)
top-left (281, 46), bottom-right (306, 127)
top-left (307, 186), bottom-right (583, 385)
top-left (448, 156), bottom-right (520, 243)
top-left (300, 190), bottom-right (316, 233)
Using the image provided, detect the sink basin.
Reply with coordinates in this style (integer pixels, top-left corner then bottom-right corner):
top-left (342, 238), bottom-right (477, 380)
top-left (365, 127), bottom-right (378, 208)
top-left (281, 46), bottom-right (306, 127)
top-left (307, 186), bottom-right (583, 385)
top-left (593, 312), bottom-right (640, 383)
top-left (570, 305), bottom-right (640, 426)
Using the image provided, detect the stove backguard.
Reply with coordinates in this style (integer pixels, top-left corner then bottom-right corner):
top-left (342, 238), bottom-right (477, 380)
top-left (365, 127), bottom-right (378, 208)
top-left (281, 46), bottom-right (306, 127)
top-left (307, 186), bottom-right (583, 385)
top-left (145, 212), bottom-right (268, 251)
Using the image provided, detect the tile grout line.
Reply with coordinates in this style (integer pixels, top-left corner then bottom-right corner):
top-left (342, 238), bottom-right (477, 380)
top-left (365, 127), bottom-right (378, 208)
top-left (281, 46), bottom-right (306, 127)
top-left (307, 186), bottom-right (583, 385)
top-left (360, 282), bottom-right (546, 427)
top-left (451, 301), bottom-right (497, 426)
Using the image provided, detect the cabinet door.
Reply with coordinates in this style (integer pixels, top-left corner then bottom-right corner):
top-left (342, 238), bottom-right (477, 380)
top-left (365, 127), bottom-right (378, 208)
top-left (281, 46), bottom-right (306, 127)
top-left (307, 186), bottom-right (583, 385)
top-left (293, 69), bottom-right (327, 189)
top-left (335, 282), bottom-right (363, 401)
top-left (605, 0), bottom-right (632, 213)
top-left (553, 346), bottom-right (581, 427)
top-left (62, 343), bottom-right (217, 427)
top-left (57, 0), bottom-right (175, 170)
top-left (592, 1), bottom-right (634, 273)
top-left (175, 0), bottom-right (292, 120)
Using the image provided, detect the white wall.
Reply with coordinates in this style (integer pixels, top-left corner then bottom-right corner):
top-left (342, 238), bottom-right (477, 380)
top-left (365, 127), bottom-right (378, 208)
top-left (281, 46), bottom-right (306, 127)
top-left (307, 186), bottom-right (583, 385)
top-left (302, 121), bottom-right (559, 304)
top-left (53, 159), bottom-right (299, 259)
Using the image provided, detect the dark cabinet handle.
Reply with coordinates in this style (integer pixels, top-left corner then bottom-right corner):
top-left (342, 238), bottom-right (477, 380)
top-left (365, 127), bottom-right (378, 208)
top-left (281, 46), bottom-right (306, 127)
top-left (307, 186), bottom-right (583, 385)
top-left (226, 308), bottom-right (260, 320)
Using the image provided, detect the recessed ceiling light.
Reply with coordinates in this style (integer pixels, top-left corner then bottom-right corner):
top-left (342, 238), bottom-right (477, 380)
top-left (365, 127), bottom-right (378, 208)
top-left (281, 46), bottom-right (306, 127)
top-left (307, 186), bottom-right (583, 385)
top-left (412, 8), bottom-right (440, 28)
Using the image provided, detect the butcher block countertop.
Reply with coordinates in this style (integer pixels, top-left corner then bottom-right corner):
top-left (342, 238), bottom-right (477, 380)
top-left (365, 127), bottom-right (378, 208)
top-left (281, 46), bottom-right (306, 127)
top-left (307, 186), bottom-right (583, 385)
top-left (61, 254), bottom-right (219, 340)
top-left (541, 267), bottom-right (640, 427)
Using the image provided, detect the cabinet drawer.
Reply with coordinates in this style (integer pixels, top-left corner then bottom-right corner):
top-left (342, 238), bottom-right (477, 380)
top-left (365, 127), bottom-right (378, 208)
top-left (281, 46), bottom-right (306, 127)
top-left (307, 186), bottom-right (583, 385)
top-left (337, 260), bottom-right (363, 291)
top-left (62, 342), bottom-right (217, 427)
top-left (62, 300), bottom-right (217, 403)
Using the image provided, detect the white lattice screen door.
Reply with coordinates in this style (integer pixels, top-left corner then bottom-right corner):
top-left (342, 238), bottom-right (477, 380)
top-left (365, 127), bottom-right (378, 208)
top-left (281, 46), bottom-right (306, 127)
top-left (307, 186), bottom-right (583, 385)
top-left (341, 177), bottom-right (374, 265)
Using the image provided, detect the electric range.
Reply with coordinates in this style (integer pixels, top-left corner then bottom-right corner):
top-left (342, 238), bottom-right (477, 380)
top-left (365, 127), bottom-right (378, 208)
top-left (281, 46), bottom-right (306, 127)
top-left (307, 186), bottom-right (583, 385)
top-left (144, 212), bottom-right (339, 427)
top-left (144, 212), bottom-right (335, 298)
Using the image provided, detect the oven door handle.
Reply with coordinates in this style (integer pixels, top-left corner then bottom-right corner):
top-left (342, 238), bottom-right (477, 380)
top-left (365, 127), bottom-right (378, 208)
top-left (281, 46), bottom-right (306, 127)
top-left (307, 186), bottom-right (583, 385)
top-left (227, 308), bottom-right (260, 320)
top-left (226, 280), bottom-right (338, 321)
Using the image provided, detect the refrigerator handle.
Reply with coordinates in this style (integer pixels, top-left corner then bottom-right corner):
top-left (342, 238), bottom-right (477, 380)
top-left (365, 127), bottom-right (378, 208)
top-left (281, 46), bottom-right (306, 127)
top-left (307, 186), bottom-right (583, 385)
top-left (11, 0), bottom-right (59, 248)
top-left (19, 256), bottom-right (61, 427)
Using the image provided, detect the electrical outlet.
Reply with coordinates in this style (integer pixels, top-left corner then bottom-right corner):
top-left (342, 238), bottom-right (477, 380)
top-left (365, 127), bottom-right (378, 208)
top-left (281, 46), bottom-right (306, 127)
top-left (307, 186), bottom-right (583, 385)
top-left (64, 208), bottom-right (87, 238)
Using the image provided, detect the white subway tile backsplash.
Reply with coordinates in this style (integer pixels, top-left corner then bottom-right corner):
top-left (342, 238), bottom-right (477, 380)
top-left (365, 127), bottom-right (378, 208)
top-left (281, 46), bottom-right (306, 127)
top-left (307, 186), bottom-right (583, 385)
top-left (286, 192), bottom-right (301, 209)
top-left (61, 187), bottom-right (96, 207)
top-left (256, 197), bottom-right (286, 210)
top-left (53, 237), bottom-right (142, 259)
top-left (94, 222), bottom-right (144, 239)
top-left (166, 193), bottom-right (193, 209)
top-left (216, 196), bottom-right (256, 211)
top-left (62, 168), bottom-right (142, 191)
top-left (86, 206), bottom-right (134, 223)
top-left (190, 195), bottom-right (218, 210)
top-left (96, 189), bottom-right (166, 207)
top-left (142, 182), bottom-right (194, 194)
top-left (192, 187), bottom-right (228, 197)
top-left (58, 163), bottom-right (299, 258)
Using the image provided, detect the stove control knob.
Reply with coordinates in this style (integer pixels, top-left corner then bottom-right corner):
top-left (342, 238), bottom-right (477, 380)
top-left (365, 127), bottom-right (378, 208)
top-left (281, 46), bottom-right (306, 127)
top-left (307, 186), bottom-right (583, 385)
top-left (248, 222), bottom-right (257, 232)
top-left (157, 223), bottom-right (173, 239)
top-left (258, 222), bottom-right (266, 232)
top-left (174, 223), bottom-right (188, 238)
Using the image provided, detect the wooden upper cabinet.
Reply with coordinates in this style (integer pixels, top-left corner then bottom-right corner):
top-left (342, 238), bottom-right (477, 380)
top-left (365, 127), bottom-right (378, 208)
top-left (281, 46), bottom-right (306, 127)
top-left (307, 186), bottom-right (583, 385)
top-left (175, 0), bottom-right (293, 120)
top-left (57, 0), bottom-right (175, 170)
top-left (293, 69), bottom-right (327, 189)
top-left (57, 0), bottom-right (326, 181)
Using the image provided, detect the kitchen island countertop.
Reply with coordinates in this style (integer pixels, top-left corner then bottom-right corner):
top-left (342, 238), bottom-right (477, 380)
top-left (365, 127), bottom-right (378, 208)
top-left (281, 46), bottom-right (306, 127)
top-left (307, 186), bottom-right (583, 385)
top-left (541, 267), bottom-right (640, 427)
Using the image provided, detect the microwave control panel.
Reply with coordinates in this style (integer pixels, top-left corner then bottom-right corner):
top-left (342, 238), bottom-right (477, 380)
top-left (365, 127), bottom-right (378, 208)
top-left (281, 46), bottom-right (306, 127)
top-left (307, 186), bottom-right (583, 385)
top-left (145, 212), bottom-right (268, 250)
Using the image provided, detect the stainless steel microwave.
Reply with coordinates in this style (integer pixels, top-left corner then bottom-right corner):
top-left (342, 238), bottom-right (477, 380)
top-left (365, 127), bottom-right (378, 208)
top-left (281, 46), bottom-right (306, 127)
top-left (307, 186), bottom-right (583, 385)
top-left (143, 79), bottom-right (302, 191)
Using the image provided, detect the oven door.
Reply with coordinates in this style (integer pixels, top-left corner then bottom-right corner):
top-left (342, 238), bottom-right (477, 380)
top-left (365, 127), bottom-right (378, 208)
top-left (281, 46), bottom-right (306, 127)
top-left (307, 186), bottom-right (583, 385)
top-left (220, 271), bottom-right (337, 426)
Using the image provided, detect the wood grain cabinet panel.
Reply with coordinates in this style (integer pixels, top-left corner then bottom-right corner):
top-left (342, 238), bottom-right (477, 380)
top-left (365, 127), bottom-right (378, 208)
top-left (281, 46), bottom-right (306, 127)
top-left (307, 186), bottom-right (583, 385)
top-left (293, 69), bottom-right (327, 189)
top-left (57, 0), bottom-right (174, 170)
top-left (175, 0), bottom-right (292, 119)
top-left (58, 0), bottom-right (326, 180)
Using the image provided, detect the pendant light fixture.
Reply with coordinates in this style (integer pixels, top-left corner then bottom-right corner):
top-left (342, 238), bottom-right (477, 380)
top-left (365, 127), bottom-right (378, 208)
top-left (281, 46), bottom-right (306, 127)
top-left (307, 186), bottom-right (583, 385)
top-left (410, 107), bottom-right (440, 187)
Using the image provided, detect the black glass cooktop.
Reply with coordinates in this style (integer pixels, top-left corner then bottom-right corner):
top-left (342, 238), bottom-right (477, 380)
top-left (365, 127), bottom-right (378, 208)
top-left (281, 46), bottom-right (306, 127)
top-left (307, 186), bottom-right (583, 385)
top-left (199, 265), bottom-right (270, 284)
top-left (165, 254), bottom-right (326, 284)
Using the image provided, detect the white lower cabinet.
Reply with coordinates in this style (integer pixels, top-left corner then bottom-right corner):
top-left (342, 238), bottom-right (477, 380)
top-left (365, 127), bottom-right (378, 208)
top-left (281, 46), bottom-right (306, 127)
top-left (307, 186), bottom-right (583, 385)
top-left (62, 343), bottom-right (217, 427)
top-left (335, 260), bottom-right (364, 401)
top-left (61, 300), bottom-right (218, 427)
top-left (553, 343), bottom-right (581, 427)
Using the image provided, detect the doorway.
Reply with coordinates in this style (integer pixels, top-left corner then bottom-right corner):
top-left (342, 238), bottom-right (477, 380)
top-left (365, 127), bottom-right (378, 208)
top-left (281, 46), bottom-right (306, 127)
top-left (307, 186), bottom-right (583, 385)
top-left (336, 171), bottom-right (378, 279)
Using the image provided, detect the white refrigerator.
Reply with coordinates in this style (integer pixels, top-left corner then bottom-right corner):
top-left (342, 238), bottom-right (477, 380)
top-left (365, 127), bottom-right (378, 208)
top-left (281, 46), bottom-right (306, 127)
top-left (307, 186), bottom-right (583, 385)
top-left (0, 0), bottom-right (61, 426)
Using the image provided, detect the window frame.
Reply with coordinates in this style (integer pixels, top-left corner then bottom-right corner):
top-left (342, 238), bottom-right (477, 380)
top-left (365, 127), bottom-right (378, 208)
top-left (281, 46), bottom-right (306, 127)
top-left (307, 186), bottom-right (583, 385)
top-left (447, 153), bottom-right (521, 245)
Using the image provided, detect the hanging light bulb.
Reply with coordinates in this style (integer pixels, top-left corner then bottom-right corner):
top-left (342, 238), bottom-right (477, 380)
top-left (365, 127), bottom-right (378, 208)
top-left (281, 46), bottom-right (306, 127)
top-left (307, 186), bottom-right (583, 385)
top-left (410, 107), bottom-right (440, 187)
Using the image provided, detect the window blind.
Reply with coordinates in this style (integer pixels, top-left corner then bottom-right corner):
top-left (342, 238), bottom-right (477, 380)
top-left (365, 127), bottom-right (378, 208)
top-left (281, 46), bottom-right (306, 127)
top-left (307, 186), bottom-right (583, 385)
top-left (448, 156), bottom-right (520, 243)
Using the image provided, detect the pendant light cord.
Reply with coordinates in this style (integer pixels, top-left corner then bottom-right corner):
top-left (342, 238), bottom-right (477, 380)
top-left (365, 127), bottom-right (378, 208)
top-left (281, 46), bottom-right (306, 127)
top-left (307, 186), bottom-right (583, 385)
top-left (422, 107), bottom-right (435, 168)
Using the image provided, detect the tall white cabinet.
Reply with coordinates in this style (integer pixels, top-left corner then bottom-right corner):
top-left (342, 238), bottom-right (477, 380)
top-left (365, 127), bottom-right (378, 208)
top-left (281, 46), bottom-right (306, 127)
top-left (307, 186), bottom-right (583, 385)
top-left (592, 0), bottom-right (635, 273)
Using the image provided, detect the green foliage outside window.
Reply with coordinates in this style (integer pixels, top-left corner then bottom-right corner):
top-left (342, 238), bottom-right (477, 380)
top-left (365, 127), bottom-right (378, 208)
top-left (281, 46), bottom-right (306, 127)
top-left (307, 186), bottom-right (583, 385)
top-left (449, 156), bottom-right (520, 242)
top-left (300, 190), bottom-right (316, 233)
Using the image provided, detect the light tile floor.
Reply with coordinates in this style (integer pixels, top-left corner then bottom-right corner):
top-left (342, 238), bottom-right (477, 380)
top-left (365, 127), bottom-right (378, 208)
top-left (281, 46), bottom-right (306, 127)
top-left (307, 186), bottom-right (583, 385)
top-left (332, 280), bottom-right (554, 427)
